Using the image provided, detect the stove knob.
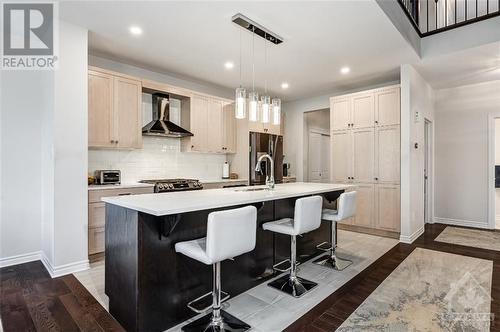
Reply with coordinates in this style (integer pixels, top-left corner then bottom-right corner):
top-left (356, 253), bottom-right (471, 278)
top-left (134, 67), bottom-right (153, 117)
top-left (168, 184), bottom-right (174, 189)
top-left (158, 184), bottom-right (164, 190)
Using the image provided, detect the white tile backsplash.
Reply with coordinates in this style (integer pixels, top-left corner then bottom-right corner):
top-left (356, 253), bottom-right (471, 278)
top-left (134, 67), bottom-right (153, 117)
top-left (88, 136), bottom-right (227, 182)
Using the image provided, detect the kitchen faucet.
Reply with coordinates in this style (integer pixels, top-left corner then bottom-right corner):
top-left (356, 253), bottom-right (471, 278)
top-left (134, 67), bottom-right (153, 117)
top-left (255, 154), bottom-right (275, 190)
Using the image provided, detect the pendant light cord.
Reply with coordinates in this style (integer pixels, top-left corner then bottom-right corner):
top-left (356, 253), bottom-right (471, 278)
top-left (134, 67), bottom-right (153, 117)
top-left (252, 26), bottom-right (255, 92)
top-left (264, 33), bottom-right (268, 94)
top-left (239, 28), bottom-right (242, 88)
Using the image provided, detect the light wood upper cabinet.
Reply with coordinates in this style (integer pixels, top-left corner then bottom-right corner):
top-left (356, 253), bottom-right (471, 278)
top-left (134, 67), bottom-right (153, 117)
top-left (330, 97), bottom-right (351, 131)
top-left (223, 102), bottom-right (236, 153)
top-left (88, 71), bottom-right (114, 148)
top-left (375, 87), bottom-right (400, 127)
top-left (88, 69), bottom-right (142, 149)
top-left (184, 95), bottom-right (236, 154)
top-left (114, 76), bottom-right (142, 149)
top-left (351, 93), bottom-right (375, 129)
top-left (207, 98), bottom-right (223, 153)
top-left (352, 128), bottom-right (375, 183)
top-left (188, 95), bottom-right (209, 152)
top-left (353, 183), bottom-right (375, 228)
top-left (376, 184), bottom-right (400, 232)
top-left (330, 130), bottom-right (352, 183)
top-left (376, 125), bottom-right (400, 184)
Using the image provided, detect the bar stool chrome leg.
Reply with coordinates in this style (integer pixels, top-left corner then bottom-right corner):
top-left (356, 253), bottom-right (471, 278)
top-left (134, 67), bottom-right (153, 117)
top-left (314, 222), bottom-right (352, 271)
top-left (181, 262), bottom-right (250, 332)
top-left (268, 235), bottom-right (318, 298)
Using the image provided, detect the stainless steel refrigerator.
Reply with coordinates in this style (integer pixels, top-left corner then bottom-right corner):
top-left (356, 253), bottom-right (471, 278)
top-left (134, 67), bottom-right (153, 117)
top-left (249, 132), bottom-right (284, 186)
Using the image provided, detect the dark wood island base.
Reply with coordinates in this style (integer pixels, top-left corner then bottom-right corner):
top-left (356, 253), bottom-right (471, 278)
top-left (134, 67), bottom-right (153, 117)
top-left (105, 191), bottom-right (343, 331)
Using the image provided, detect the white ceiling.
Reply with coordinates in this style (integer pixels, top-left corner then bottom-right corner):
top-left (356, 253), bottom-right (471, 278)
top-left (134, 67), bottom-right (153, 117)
top-left (60, 1), bottom-right (420, 101)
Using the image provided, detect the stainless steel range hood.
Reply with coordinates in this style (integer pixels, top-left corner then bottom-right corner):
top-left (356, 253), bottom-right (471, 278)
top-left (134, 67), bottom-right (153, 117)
top-left (142, 93), bottom-right (193, 138)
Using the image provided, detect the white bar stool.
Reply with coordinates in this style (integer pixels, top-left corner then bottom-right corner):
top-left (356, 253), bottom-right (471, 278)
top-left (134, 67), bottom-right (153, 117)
top-left (175, 205), bottom-right (257, 332)
top-left (262, 195), bottom-right (323, 298)
top-left (314, 191), bottom-right (357, 271)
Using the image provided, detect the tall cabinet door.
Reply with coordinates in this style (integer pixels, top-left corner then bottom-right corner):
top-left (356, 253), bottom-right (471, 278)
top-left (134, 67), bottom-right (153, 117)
top-left (375, 87), bottom-right (400, 127)
top-left (353, 183), bottom-right (375, 228)
top-left (114, 76), bottom-right (142, 149)
top-left (376, 184), bottom-right (400, 231)
top-left (222, 102), bottom-right (236, 153)
top-left (330, 97), bottom-right (351, 131)
top-left (351, 93), bottom-right (374, 129)
top-left (88, 70), bottom-right (114, 147)
top-left (352, 128), bottom-right (375, 183)
top-left (376, 125), bottom-right (400, 184)
top-left (190, 95), bottom-right (208, 152)
top-left (207, 98), bottom-right (223, 153)
top-left (330, 130), bottom-right (351, 183)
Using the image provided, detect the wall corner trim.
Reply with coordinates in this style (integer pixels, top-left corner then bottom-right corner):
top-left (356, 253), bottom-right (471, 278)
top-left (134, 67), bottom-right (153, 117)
top-left (41, 253), bottom-right (89, 278)
top-left (0, 251), bottom-right (42, 268)
top-left (399, 225), bottom-right (425, 244)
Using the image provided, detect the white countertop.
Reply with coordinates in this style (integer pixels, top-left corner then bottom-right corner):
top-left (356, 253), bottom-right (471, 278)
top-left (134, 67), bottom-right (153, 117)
top-left (199, 178), bottom-right (248, 184)
top-left (88, 183), bottom-right (155, 191)
top-left (101, 182), bottom-right (352, 216)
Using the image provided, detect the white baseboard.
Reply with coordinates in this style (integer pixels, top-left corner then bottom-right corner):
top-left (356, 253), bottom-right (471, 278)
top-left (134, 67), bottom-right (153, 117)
top-left (433, 217), bottom-right (490, 229)
top-left (0, 251), bottom-right (42, 268)
top-left (399, 225), bottom-right (425, 244)
top-left (41, 252), bottom-right (89, 278)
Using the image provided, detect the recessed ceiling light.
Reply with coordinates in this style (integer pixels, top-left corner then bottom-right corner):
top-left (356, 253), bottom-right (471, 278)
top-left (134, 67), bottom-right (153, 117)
top-left (129, 26), bottom-right (143, 36)
top-left (340, 66), bottom-right (351, 74)
top-left (281, 82), bottom-right (289, 89)
top-left (224, 61), bottom-right (234, 70)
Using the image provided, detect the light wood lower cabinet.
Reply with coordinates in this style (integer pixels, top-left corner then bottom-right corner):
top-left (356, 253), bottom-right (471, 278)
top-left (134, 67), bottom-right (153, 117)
top-left (352, 183), bottom-right (375, 228)
top-left (376, 185), bottom-right (401, 232)
top-left (88, 186), bottom-right (154, 255)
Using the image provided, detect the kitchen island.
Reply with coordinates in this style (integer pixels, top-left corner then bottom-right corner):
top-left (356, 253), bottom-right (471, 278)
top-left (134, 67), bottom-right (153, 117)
top-left (102, 182), bottom-right (351, 331)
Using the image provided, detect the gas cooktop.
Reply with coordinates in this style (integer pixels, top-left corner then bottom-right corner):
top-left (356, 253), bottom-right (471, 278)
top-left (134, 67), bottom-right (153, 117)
top-left (139, 178), bottom-right (203, 193)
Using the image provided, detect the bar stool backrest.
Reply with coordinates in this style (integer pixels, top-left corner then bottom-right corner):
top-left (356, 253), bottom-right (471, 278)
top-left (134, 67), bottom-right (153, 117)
top-left (206, 205), bottom-right (257, 263)
top-left (293, 196), bottom-right (323, 234)
top-left (337, 191), bottom-right (357, 221)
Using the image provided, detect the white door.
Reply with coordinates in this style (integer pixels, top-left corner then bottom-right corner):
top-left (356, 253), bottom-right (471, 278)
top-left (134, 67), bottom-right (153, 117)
top-left (376, 125), bottom-right (400, 184)
top-left (320, 134), bottom-right (330, 182)
top-left (308, 131), bottom-right (331, 183)
top-left (308, 132), bottom-right (322, 182)
top-left (424, 119), bottom-right (432, 223)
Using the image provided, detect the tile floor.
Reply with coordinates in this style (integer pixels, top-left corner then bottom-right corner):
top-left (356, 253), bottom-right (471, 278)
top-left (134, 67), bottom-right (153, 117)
top-left (74, 230), bottom-right (398, 332)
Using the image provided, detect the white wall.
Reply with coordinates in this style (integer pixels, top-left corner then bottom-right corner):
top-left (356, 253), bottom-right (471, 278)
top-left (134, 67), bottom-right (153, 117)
top-left (283, 81), bottom-right (399, 181)
top-left (1, 71), bottom-right (51, 265)
top-left (400, 64), bottom-right (435, 243)
top-left (434, 80), bottom-right (500, 229)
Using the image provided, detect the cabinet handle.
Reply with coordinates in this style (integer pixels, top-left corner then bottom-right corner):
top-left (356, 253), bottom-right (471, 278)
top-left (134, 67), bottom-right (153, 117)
top-left (374, 177), bottom-right (379, 181)
top-left (110, 140), bottom-right (115, 143)
top-left (375, 120), bottom-right (379, 125)
top-left (191, 145), bottom-right (194, 148)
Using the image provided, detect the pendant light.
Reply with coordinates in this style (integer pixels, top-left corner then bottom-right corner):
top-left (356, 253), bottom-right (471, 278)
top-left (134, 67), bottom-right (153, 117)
top-left (272, 97), bottom-right (281, 125)
top-left (234, 29), bottom-right (246, 119)
top-left (261, 33), bottom-right (271, 124)
top-left (248, 26), bottom-right (259, 122)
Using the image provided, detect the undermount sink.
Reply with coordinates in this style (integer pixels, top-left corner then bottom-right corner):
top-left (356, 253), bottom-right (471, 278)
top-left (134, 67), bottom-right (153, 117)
top-left (234, 188), bottom-right (269, 192)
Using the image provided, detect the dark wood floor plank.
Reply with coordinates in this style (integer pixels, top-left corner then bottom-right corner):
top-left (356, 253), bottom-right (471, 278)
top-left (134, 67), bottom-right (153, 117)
top-left (0, 261), bottom-right (124, 332)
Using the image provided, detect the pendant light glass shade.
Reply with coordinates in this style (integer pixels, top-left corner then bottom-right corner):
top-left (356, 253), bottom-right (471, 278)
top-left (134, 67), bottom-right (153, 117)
top-left (272, 98), bottom-right (281, 125)
top-left (261, 95), bottom-right (271, 123)
top-left (248, 91), bottom-right (259, 122)
top-left (235, 87), bottom-right (246, 119)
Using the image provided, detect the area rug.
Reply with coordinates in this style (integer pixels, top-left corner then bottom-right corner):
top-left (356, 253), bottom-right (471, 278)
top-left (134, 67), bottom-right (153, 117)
top-left (337, 248), bottom-right (493, 331)
top-left (434, 226), bottom-right (500, 252)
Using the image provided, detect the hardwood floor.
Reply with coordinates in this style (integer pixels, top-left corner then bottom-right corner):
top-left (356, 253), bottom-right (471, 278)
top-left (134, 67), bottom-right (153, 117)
top-left (285, 223), bottom-right (500, 332)
top-left (1, 224), bottom-right (499, 332)
top-left (0, 261), bottom-right (123, 332)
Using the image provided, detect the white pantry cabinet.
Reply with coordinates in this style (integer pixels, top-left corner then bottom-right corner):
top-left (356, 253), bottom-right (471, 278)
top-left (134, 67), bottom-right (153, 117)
top-left (330, 85), bottom-right (401, 234)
